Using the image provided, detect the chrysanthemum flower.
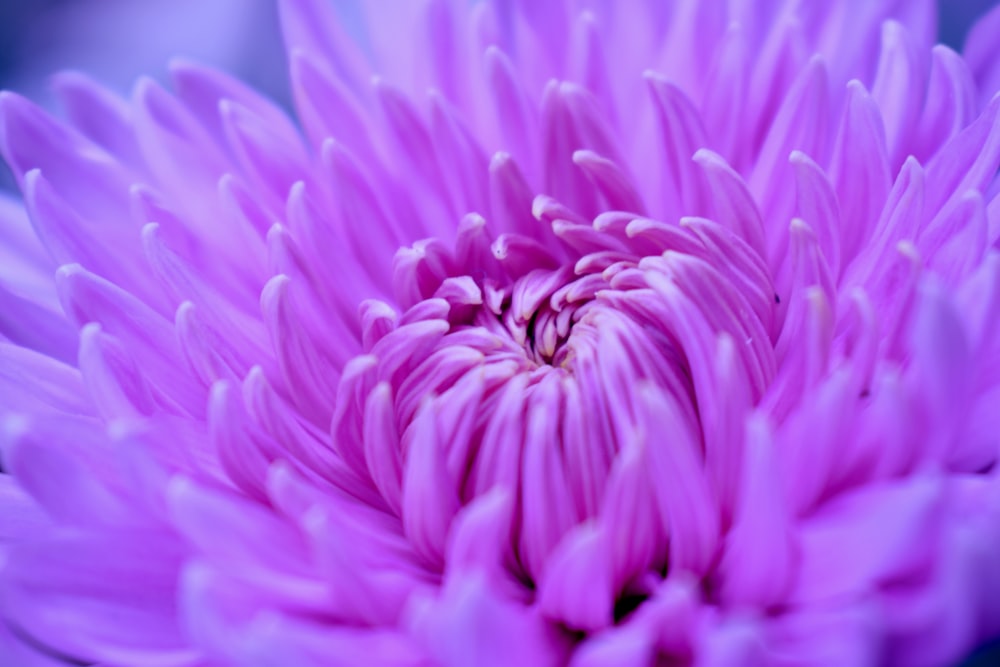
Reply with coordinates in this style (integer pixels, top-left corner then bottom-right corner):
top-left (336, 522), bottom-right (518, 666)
top-left (2, 0), bottom-right (1000, 665)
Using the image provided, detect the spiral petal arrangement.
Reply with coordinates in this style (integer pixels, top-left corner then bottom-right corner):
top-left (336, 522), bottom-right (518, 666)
top-left (2, 1), bottom-right (1000, 665)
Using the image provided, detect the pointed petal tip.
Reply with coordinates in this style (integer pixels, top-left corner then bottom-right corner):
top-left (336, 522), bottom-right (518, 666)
top-left (105, 416), bottom-right (137, 441)
top-left (264, 272), bottom-right (292, 292)
top-left (483, 43), bottom-right (503, 60)
top-left (131, 75), bottom-right (160, 102)
top-left (531, 194), bottom-right (566, 222)
top-left (641, 69), bottom-right (665, 83)
top-left (0, 414), bottom-right (31, 471)
top-left (319, 136), bottom-right (345, 164)
top-left (208, 376), bottom-right (234, 403)
top-left (21, 165), bottom-right (42, 187)
top-left (692, 147), bottom-right (723, 165)
top-left (490, 235), bottom-right (509, 260)
top-left (557, 80), bottom-right (585, 97)
top-left (489, 150), bottom-right (512, 171)
top-left (0, 412), bottom-right (30, 443)
top-left (165, 56), bottom-right (211, 79)
top-left (265, 222), bottom-right (286, 245)
top-left (259, 273), bottom-right (292, 315)
top-left (0, 90), bottom-right (31, 129)
top-left (140, 220), bottom-right (161, 242)
top-left (806, 52), bottom-right (826, 69)
top-left (54, 262), bottom-right (86, 285)
top-left (217, 97), bottom-right (236, 118)
top-left (165, 473), bottom-right (197, 508)
top-left (47, 69), bottom-right (98, 94)
top-left (458, 212), bottom-right (487, 231)
top-left (245, 363), bottom-right (267, 384)
top-left (789, 217), bottom-right (815, 235)
top-left (845, 78), bottom-right (870, 97)
top-left (896, 239), bottom-right (922, 262)
top-left (788, 149), bottom-right (808, 165)
top-left (370, 379), bottom-right (392, 400)
top-left (624, 217), bottom-right (656, 238)
top-left (288, 179), bottom-right (308, 201)
top-left (174, 298), bottom-right (196, 320)
top-left (571, 148), bottom-right (595, 164)
top-left (78, 320), bottom-right (102, 338)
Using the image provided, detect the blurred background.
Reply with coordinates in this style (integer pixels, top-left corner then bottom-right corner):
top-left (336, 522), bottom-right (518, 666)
top-left (0, 0), bottom-right (999, 663)
top-left (0, 0), bottom-right (998, 192)
top-left (0, 0), bottom-right (286, 102)
top-left (1, 0), bottom-right (998, 110)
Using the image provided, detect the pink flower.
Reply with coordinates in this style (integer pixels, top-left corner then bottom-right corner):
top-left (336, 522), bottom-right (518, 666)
top-left (2, 1), bottom-right (1000, 665)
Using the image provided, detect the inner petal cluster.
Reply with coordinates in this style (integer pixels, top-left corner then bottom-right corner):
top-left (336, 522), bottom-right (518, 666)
top-left (325, 182), bottom-right (785, 636)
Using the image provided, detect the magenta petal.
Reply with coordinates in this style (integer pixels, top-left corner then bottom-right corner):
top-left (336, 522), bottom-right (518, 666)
top-left (906, 278), bottom-right (975, 462)
top-left (573, 149), bottom-right (645, 215)
top-left (921, 190), bottom-right (988, 284)
top-left (2, 530), bottom-right (189, 665)
top-left (692, 616), bottom-right (767, 667)
top-left (693, 149), bottom-right (766, 258)
top-left (568, 626), bottom-right (655, 667)
top-left (0, 92), bottom-right (136, 220)
top-left (362, 382), bottom-right (403, 514)
top-left (411, 572), bottom-right (568, 667)
top-left (766, 603), bottom-right (883, 667)
top-left (242, 613), bottom-right (430, 667)
top-left (260, 274), bottom-right (343, 426)
top-left (221, 100), bottom-right (309, 206)
top-left (750, 55), bottom-right (829, 247)
top-left (50, 72), bottom-right (143, 170)
top-left (964, 4), bottom-right (1000, 109)
top-left (790, 476), bottom-right (943, 604)
top-left (168, 477), bottom-right (310, 575)
top-left (445, 486), bottom-right (512, 578)
top-left (1, 416), bottom-right (127, 526)
top-left (289, 49), bottom-right (375, 154)
top-left (0, 343), bottom-right (92, 416)
top-left (914, 45), bottom-right (976, 162)
top-left (484, 46), bottom-right (540, 179)
top-left (0, 619), bottom-right (77, 667)
top-left (717, 414), bottom-right (794, 608)
top-left (829, 80), bottom-right (891, 264)
top-left (600, 439), bottom-right (662, 589)
top-left (305, 505), bottom-right (429, 626)
top-left (519, 387), bottom-right (579, 579)
top-left (0, 474), bottom-right (49, 554)
top-left (23, 170), bottom-right (157, 309)
top-left (170, 59), bottom-right (301, 153)
top-left (871, 21), bottom-right (923, 169)
top-left (644, 73), bottom-right (709, 222)
top-left (879, 524), bottom-right (985, 667)
top-left (790, 151), bottom-right (841, 279)
top-left (78, 323), bottom-right (158, 418)
top-left (56, 264), bottom-right (206, 417)
top-left (278, 0), bottom-right (369, 93)
top-left (538, 523), bottom-right (613, 632)
top-left (924, 95), bottom-right (1000, 220)
top-left (430, 92), bottom-right (491, 218)
top-left (402, 403), bottom-right (461, 569)
top-left (0, 283), bottom-right (78, 364)
top-left (638, 383), bottom-right (719, 576)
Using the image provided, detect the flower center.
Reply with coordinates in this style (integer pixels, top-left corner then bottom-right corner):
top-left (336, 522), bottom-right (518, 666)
top-left (494, 269), bottom-right (597, 367)
top-left (331, 189), bottom-right (778, 635)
